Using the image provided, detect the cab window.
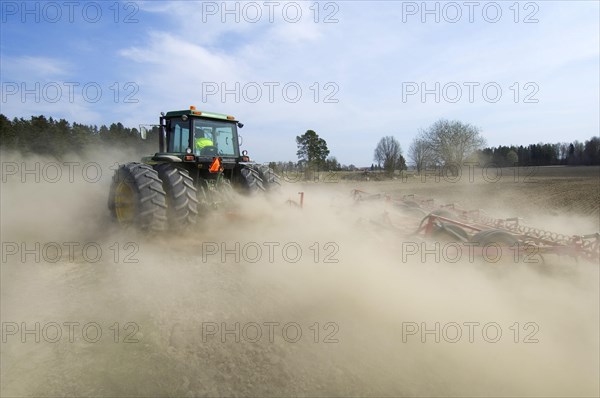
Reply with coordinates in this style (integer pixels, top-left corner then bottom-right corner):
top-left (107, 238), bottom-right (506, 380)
top-left (168, 119), bottom-right (190, 153)
top-left (193, 119), bottom-right (238, 157)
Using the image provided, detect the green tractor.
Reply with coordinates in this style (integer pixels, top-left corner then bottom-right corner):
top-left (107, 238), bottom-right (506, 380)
top-left (108, 106), bottom-right (280, 231)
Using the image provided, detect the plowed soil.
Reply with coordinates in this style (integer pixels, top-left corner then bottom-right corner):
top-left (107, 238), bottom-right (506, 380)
top-left (1, 156), bottom-right (598, 397)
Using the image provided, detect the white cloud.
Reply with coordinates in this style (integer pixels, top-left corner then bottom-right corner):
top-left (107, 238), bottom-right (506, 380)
top-left (1, 56), bottom-right (70, 81)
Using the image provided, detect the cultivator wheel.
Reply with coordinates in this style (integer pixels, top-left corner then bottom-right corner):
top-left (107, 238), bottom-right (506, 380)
top-left (470, 229), bottom-right (519, 247)
top-left (108, 163), bottom-right (167, 232)
top-left (432, 223), bottom-right (469, 242)
top-left (154, 163), bottom-right (199, 228)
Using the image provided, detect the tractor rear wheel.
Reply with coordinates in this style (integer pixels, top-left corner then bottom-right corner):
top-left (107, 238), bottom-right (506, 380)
top-left (257, 164), bottom-right (281, 191)
top-left (240, 165), bottom-right (265, 194)
top-left (108, 163), bottom-right (167, 231)
top-left (154, 163), bottom-right (199, 228)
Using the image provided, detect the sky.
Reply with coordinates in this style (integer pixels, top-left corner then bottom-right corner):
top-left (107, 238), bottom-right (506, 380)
top-left (1, 0), bottom-right (599, 166)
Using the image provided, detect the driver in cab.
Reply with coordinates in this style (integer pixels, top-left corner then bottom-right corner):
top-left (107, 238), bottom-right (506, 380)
top-left (194, 127), bottom-right (215, 155)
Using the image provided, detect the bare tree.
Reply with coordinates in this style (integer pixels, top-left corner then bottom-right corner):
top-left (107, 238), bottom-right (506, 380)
top-left (558, 142), bottom-right (570, 162)
top-left (408, 137), bottom-right (433, 173)
top-left (421, 119), bottom-right (486, 167)
top-left (374, 136), bottom-right (405, 176)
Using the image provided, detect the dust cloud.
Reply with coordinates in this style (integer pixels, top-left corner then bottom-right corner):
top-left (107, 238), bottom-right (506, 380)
top-left (1, 151), bottom-right (598, 397)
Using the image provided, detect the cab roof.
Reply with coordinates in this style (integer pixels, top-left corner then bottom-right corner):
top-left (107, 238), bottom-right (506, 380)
top-left (164, 106), bottom-right (238, 122)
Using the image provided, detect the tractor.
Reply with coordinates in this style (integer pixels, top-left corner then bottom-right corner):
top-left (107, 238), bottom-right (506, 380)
top-left (108, 106), bottom-right (280, 231)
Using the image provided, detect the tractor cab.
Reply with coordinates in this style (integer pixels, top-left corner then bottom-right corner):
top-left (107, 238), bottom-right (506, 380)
top-left (137, 105), bottom-right (261, 191)
top-left (158, 106), bottom-right (246, 162)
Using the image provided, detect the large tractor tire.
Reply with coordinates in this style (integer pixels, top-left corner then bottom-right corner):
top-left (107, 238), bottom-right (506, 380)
top-left (154, 163), bottom-right (199, 228)
top-left (108, 163), bottom-right (167, 232)
top-left (256, 164), bottom-right (281, 191)
top-left (239, 165), bottom-right (265, 194)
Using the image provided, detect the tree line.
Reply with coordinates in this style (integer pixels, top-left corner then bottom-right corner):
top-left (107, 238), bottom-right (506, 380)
top-left (0, 114), bottom-right (155, 157)
top-left (476, 139), bottom-right (600, 167)
top-left (2, 114), bottom-right (598, 171)
top-left (298, 118), bottom-right (599, 177)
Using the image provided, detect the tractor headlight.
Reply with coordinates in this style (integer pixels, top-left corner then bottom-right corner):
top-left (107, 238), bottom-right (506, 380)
top-left (186, 147), bottom-right (192, 154)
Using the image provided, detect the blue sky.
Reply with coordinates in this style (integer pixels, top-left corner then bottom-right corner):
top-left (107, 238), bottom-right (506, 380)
top-left (1, 1), bottom-right (598, 165)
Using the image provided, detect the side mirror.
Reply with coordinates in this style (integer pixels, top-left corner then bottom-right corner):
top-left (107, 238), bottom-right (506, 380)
top-left (139, 125), bottom-right (148, 140)
top-left (139, 124), bottom-right (160, 140)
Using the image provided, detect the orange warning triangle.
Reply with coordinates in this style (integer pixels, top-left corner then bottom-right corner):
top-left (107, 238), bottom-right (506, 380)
top-left (209, 157), bottom-right (222, 173)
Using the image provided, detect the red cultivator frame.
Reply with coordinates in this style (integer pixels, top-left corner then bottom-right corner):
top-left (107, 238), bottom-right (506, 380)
top-left (352, 189), bottom-right (600, 265)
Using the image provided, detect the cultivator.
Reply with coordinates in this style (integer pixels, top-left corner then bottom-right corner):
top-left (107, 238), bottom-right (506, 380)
top-left (352, 189), bottom-right (600, 265)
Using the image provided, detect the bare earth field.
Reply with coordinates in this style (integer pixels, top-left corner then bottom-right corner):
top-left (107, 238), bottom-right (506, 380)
top-left (394, 166), bottom-right (598, 218)
top-left (348, 165), bottom-right (599, 234)
top-left (1, 158), bottom-right (598, 397)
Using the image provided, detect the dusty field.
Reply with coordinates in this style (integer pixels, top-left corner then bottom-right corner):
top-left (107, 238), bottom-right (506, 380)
top-left (1, 156), bottom-right (598, 397)
top-left (399, 166), bottom-right (598, 218)
top-left (349, 165), bottom-right (600, 233)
